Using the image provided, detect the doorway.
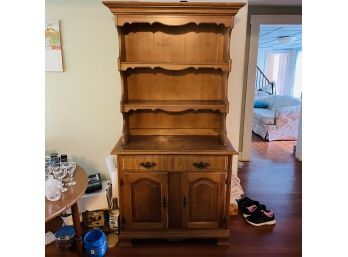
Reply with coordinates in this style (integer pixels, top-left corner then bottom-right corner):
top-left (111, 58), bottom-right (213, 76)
top-left (241, 15), bottom-right (302, 162)
top-left (252, 24), bottom-right (302, 160)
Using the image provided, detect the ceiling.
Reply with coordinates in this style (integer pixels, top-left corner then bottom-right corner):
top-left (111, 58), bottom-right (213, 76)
top-left (248, 0), bottom-right (302, 6)
top-left (258, 24), bottom-right (302, 50)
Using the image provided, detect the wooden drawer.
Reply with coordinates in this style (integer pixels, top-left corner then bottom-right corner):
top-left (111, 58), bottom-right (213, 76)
top-left (121, 155), bottom-right (173, 171)
top-left (174, 155), bottom-right (228, 172)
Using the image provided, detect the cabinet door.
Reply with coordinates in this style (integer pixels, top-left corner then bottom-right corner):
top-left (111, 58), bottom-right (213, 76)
top-left (122, 172), bottom-right (168, 230)
top-left (182, 172), bottom-right (226, 229)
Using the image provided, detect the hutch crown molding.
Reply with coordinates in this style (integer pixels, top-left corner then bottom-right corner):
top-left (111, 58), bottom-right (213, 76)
top-left (103, 1), bottom-right (245, 246)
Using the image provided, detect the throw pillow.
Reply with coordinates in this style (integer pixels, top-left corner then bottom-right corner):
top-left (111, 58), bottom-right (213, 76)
top-left (254, 100), bottom-right (268, 108)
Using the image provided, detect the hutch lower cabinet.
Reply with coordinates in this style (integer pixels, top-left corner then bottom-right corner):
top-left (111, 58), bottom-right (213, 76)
top-left (103, 1), bottom-right (245, 245)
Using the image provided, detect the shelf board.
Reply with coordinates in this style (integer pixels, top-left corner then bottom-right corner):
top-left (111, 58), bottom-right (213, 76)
top-left (119, 62), bottom-right (230, 72)
top-left (122, 100), bottom-right (228, 113)
top-left (112, 135), bottom-right (237, 154)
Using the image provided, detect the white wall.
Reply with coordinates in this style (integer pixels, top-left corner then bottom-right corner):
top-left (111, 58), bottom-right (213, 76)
top-left (226, 1), bottom-right (248, 175)
top-left (257, 48), bottom-right (268, 72)
top-left (295, 108), bottom-right (302, 161)
top-left (46, 0), bottom-right (122, 177)
top-left (46, 0), bottom-right (248, 181)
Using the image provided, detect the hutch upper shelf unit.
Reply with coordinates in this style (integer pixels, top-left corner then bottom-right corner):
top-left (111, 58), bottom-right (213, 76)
top-left (103, 1), bottom-right (245, 246)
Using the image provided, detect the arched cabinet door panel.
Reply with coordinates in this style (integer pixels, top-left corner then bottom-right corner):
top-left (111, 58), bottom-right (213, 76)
top-left (122, 173), bottom-right (168, 230)
top-left (182, 172), bottom-right (226, 229)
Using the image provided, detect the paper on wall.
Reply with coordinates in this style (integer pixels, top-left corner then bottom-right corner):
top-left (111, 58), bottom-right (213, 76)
top-left (45, 19), bottom-right (63, 72)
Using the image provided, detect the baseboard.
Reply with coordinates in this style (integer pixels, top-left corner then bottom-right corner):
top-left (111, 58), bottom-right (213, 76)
top-left (229, 203), bottom-right (238, 215)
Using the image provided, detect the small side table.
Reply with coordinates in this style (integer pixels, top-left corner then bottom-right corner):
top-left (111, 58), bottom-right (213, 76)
top-left (45, 165), bottom-right (88, 256)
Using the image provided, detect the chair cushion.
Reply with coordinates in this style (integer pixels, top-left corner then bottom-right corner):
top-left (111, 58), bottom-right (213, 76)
top-left (253, 108), bottom-right (275, 125)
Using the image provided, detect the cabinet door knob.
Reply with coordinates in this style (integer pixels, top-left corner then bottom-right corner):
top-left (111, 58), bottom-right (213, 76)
top-left (162, 196), bottom-right (168, 209)
top-left (192, 162), bottom-right (210, 169)
top-left (183, 195), bottom-right (189, 209)
top-left (139, 161), bottom-right (157, 169)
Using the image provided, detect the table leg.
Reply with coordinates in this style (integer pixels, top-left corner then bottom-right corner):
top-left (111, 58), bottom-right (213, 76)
top-left (71, 203), bottom-right (83, 257)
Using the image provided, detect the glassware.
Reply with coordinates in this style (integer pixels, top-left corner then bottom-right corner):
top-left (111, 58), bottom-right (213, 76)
top-left (52, 163), bottom-right (68, 192)
top-left (45, 165), bottom-right (52, 178)
top-left (62, 161), bottom-right (77, 186)
top-left (45, 175), bottom-right (62, 201)
top-left (45, 156), bottom-right (52, 166)
top-left (60, 154), bottom-right (68, 162)
top-left (61, 167), bottom-right (71, 188)
top-left (51, 156), bottom-right (60, 164)
top-left (45, 156), bottom-right (54, 178)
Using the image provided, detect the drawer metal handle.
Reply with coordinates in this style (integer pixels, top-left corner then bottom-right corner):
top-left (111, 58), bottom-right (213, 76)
top-left (139, 161), bottom-right (156, 169)
top-left (183, 195), bottom-right (189, 209)
top-left (193, 162), bottom-right (210, 169)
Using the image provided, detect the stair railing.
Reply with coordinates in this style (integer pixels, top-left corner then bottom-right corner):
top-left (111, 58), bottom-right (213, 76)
top-left (255, 66), bottom-right (275, 95)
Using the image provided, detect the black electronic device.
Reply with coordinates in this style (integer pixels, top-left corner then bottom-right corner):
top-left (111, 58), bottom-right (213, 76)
top-left (85, 173), bottom-right (102, 194)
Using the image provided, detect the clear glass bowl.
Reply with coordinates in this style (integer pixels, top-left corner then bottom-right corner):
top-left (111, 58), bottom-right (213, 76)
top-left (45, 176), bottom-right (62, 201)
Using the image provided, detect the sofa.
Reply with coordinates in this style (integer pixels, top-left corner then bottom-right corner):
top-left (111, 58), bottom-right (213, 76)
top-left (252, 94), bottom-right (301, 141)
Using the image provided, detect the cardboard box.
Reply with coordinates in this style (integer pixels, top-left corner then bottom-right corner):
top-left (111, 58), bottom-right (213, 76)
top-left (78, 180), bottom-right (112, 212)
top-left (65, 180), bottom-right (112, 215)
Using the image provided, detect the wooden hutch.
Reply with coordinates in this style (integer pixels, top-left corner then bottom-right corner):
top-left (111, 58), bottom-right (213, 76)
top-left (103, 1), bottom-right (245, 246)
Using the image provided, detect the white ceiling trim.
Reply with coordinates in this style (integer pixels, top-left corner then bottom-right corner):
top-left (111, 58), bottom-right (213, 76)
top-left (248, 0), bottom-right (302, 6)
top-left (250, 15), bottom-right (302, 25)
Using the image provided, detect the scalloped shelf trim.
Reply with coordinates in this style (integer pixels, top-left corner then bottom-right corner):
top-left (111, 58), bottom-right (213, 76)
top-left (121, 100), bottom-right (229, 113)
top-left (119, 62), bottom-right (231, 72)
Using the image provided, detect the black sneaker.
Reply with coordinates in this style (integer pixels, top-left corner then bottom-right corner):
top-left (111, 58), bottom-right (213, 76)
top-left (236, 197), bottom-right (266, 217)
top-left (246, 209), bottom-right (276, 226)
top-left (242, 203), bottom-right (267, 218)
top-left (236, 197), bottom-right (259, 209)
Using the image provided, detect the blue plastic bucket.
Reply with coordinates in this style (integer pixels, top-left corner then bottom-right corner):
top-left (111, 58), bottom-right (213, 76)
top-left (83, 229), bottom-right (108, 257)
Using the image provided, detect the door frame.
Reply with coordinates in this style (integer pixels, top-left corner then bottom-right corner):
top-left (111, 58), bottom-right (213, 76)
top-left (240, 15), bottom-right (302, 161)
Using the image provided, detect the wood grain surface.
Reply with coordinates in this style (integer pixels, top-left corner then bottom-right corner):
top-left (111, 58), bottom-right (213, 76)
top-left (45, 166), bottom-right (88, 222)
top-left (112, 135), bottom-right (237, 154)
top-left (45, 137), bottom-right (302, 256)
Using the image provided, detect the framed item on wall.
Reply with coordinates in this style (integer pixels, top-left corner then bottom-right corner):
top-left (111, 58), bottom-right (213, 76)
top-left (45, 19), bottom-right (63, 72)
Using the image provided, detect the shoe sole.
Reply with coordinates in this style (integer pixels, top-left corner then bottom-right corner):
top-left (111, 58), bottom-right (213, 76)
top-left (246, 219), bottom-right (276, 226)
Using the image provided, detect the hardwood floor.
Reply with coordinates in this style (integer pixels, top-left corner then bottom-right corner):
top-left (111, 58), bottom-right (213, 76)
top-left (45, 136), bottom-right (302, 257)
top-left (251, 133), bottom-right (297, 163)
